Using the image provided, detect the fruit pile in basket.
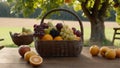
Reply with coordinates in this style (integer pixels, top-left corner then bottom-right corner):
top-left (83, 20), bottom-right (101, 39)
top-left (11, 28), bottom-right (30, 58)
top-left (33, 22), bottom-right (82, 41)
top-left (10, 27), bottom-right (33, 46)
top-left (13, 27), bottom-right (33, 36)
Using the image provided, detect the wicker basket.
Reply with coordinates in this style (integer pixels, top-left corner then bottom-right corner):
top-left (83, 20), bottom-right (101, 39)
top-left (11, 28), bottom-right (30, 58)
top-left (34, 8), bottom-right (84, 57)
top-left (9, 32), bottom-right (33, 46)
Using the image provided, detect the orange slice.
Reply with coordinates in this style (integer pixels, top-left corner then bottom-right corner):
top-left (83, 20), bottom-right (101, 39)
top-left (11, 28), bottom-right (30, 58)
top-left (24, 51), bottom-right (37, 62)
top-left (29, 55), bottom-right (43, 66)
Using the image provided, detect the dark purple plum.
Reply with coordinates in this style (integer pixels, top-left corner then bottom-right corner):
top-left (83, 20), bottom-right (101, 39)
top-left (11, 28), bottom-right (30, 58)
top-left (72, 27), bottom-right (76, 34)
top-left (40, 23), bottom-right (49, 29)
top-left (33, 24), bottom-right (38, 28)
top-left (56, 23), bottom-right (63, 31)
top-left (75, 30), bottom-right (81, 37)
top-left (50, 28), bottom-right (60, 38)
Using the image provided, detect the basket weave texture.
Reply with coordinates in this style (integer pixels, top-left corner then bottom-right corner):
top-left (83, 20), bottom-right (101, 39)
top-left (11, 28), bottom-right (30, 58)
top-left (34, 8), bottom-right (84, 57)
top-left (35, 40), bottom-right (83, 57)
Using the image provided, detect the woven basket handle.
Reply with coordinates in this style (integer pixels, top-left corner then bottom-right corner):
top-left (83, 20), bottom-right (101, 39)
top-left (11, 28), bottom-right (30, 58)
top-left (40, 8), bottom-right (84, 41)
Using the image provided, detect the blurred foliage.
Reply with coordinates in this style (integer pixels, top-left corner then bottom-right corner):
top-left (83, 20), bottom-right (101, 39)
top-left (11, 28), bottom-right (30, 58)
top-left (5, 0), bottom-right (119, 23)
top-left (0, 1), bottom-right (116, 21)
top-left (0, 2), bottom-right (10, 17)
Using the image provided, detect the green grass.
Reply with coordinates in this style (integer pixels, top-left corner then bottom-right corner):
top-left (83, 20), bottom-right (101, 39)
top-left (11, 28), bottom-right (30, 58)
top-left (83, 26), bottom-right (120, 46)
top-left (0, 26), bottom-right (120, 47)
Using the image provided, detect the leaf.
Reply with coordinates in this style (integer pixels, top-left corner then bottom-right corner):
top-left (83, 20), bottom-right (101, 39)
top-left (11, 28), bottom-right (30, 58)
top-left (116, 15), bottom-right (120, 25)
top-left (7, 0), bottom-right (14, 2)
top-left (82, 13), bottom-right (86, 18)
top-left (86, 0), bottom-right (94, 9)
top-left (78, 0), bottom-right (86, 2)
top-left (73, 4), bottom-right (81, 11)
top-left (109, 0), bottom-right (113, 3)
top-left (105, 10), bottom-right (110, 17)
top-left (73, 1), bottom-right (82, 11)
top-left (115, 7), bottom-right (120, 23)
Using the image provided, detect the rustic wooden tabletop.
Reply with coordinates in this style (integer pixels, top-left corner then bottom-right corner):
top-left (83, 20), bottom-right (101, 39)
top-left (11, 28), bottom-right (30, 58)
top-left (0, 47), bottom-right (120, 68)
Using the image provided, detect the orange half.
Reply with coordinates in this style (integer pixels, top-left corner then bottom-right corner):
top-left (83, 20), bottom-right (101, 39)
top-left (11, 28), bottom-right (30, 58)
top-left (24, 51), bottom-right (37, 62)
top-left (29, 55), bottom-right (43, 66)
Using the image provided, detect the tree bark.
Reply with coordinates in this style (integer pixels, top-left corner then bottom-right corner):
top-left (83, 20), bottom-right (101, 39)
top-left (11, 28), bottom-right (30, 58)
top-left (81, 0), bottom-right (109, 45)
top-left (89, 18), bottom-right (106, 45)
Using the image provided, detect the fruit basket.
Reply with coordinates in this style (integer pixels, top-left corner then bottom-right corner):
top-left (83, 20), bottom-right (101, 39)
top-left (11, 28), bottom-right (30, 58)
top-left (9, 32), bottom-right (33, 46)
top-left (34, 8), bottom-right (84, 57)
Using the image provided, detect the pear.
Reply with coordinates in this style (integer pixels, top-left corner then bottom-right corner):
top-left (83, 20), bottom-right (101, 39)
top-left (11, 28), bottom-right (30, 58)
top-left (22, 27), bottom-right (32, 34)
top-left (22, 27), bottom-right (26, 32)
top-left (26, 29), bottom-right (32, 34)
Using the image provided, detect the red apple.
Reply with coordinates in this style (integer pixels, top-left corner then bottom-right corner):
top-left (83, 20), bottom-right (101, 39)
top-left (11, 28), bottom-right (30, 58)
top-left (18, 45), bottom-right (31, 57)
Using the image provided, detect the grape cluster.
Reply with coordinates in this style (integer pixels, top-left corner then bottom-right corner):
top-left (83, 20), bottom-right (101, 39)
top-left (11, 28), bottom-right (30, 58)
top-left (56, 23), bottom-right (63, 31)
top-left (60, 25), bottom-right (76, 40)
top-left (33, 23), bottom-right (49, 39)
top-left (40, 23), bottom-right (49, 29)
top-left (72, 27), bottom-right (82, 37)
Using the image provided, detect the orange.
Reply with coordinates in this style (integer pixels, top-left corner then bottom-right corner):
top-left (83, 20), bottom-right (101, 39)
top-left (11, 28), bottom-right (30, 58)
top-left (105, 49), bottom-right (116, 59)
top-left (100, 46), bottom-right (110, 57)
top-left (42, 34), bottom-right (53, 40)
top-left (115, 48), bottom-right (120, 58)
top-left (89, 45), bottom-right (99, 56)
top-left (24, 51), bottom-right (37, 62)
top-left (29, 55), bottom-right (43, 66)
top-left (54, 36), bottom-right (63, 40)
top-left (74, 36), bottom-right (81, 41)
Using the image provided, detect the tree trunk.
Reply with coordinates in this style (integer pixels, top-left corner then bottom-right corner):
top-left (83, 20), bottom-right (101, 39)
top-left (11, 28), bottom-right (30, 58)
top-left (80, 0), bottom-right (110, 45)
top-left (89, 19), bottom-right (106, 45)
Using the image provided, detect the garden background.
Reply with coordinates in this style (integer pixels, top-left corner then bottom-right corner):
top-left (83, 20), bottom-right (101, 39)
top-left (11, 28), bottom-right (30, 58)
top-left (0, 1), bottom-right (120, 47)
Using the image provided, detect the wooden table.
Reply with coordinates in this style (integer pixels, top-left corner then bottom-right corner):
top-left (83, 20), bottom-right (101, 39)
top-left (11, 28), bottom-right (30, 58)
top-left (0, 47), bottom-right (120, 68)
